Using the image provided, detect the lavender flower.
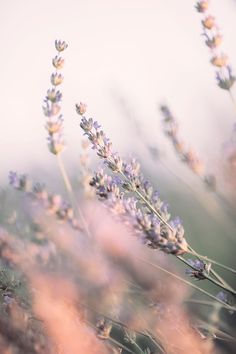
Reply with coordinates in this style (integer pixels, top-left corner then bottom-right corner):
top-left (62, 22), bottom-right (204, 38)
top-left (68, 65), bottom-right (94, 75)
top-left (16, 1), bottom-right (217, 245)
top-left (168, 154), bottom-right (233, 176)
top-left (77, 107), bottom-right (188, 255)
top-left (9, 172), bottom-right (81, 230)
top-left (76, 102), bottom-right (87, 115)
top-left (216, 291), bottom-right (228, 304)
top-left (185, 259), bottom-right (207, 280)
top-left (216, 66), bottom-right (235, 91)
top-left (43, 40), bottom-right (67, 155)
top-left (195, 0), bottom-right (235, 90)
top-left (55, 39), bottom-right (68, 52)
top-left (9, 171), bottom-right (32, 192)
top-left (52, 56), bottom-right (65, 69)
top-left (195, 1), bottom-right (209, 13)
top-left (160, 105), bottom-right (205, 177)
top-left (50, 73), bottom-right (63, 86)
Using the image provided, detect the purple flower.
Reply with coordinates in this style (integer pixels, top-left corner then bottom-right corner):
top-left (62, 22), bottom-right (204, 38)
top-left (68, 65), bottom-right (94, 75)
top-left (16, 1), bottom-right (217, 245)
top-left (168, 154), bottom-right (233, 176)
top-left (185, 259), bottom-right (206, 280)
top-left (216, 66), bottom-right (235, 90)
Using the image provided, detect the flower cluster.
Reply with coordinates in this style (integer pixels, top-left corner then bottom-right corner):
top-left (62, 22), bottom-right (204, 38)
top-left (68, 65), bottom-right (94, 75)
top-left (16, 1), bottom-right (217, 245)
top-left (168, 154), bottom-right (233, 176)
top-left (42, 40), bottom-right (68, 154)
top-left (9, 171), bottom-right (80, 230)
top-left (76, 104), bottom-right (188, 255)
top-left (160, 105), bottom-right (217, 191)
top-left (196, 1), bottom-right (235, 90)
top-left (161, 105), bottom-right (204, 175)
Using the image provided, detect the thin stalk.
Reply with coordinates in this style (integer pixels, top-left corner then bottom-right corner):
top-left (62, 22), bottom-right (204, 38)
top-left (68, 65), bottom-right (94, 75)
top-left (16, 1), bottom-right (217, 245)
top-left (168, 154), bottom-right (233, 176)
top-left (229, 89), bottom-right (236, 114)
top-left (95, 140), bottom-right (236, 291)
top-left (84, 319), bottom-right (137, 354)
top-left (136, 256), bottom-right (236, 312)
top-left (57, 154), bottom-right (73, 195)
top-left (57, 154), bottom-right (93, 238)
top-left (187, 248), bottom-right (236, 274)
top-left (210, 267), bottom-right (233, 291)
top-left (187, 245), bottom-right (236, 293)
top-left (144, 330), bottom-right (166, 354)
top-left (185, 299), bottom-right (221, 307)
top-left (121, 167), bottom-right (236, 276)
top-left (79, 301), bottom-right (163, 351)
top-left (177, 256), bottom-right (236, 296)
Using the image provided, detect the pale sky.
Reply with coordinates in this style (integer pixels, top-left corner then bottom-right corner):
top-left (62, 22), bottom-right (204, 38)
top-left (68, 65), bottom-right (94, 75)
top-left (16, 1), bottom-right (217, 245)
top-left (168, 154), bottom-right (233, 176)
top-left (1, 0), bottom-right (236, 184)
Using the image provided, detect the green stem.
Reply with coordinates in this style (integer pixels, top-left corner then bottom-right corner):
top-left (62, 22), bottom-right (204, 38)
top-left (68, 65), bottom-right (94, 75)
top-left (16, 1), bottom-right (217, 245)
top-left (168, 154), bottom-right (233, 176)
top-left (136, 256), bottom-right (236, 312)
top-left (177, 256), bottom-right (236, 296)
top-left (121, 166), bottom-right (236, 277)
top-left (187, 248), bottom-right (236, 274)
top-left (57, 154), bottom-right (93, 238)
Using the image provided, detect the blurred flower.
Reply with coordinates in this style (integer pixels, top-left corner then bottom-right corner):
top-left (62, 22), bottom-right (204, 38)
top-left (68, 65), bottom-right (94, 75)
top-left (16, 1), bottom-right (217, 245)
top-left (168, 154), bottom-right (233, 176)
top-left (9, 171), bottom-right (31, 192)
top-left (160, 105), bottom-right (206, 177)
top-left (55, 39), bottom-right (68, 52)
top-left (46, 88), bottom-right (62, 103)
top-left (202, 16), bottom-right (215, 29)
top-left (216, 291), bottom-right (228, 303)
top-left (9, 172), bottom-right (81, 230)
top-left (43, 100), bottom-right (61, 117)
top-left (196, 1), bottom-right (235, 91)
top-left (216, 66), bottom-right (236, 90)
top-left (195, 1), bottom-right (209, 13)
top-left (43, 40), bottom-right (67, 155)
top-left (47, 134), bottom-right (65, 155)
top-left (211, 54), bottom-right (228, 68)
top-left (204, 33), bottom-right (222, 49)
top-left (76, 102), bottom-right (87, 115)
top-left (96, 318), bottom-right (112, 339)
top-left (51, 72), bottom-right (63, 86)
top-left (185, 259), bottom-right (207, 280)
top-left (52, 55), bottom-right (65, 69)
top-left (46, 115), bottom-right (64, 134)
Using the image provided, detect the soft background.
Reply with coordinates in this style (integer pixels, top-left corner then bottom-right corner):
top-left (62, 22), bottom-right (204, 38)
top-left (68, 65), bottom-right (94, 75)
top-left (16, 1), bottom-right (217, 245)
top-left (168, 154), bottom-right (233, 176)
top-left (1, 0), bottom-right (236, 181)
top-left (0, 2), bottom-right (236, 352)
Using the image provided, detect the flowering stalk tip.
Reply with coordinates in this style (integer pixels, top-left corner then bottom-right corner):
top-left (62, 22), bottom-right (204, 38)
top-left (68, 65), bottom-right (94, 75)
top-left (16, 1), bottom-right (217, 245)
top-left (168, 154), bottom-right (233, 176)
top-left (43, 40), bottom-right (68, 155)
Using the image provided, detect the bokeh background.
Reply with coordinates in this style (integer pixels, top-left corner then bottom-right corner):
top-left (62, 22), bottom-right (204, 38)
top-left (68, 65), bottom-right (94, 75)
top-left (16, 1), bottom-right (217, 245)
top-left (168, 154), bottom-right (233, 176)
top-left (0, 1), bottom-right (236, 352)
top-left (1, 0), bottom-right (236, 180)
